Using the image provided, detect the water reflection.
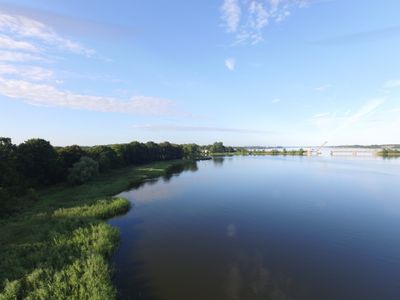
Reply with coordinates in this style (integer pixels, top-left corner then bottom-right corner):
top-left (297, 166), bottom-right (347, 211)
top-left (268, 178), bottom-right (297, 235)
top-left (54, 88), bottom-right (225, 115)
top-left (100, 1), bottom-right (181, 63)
top-left (121, 161), bottom-right (199, 203)
top-left (110, 156), bottom-right (400, 300)
top-left (226, 252), bottom-right (293, 300)
top-left (162, 161), bottom-right (198, 182)
top-left (213, 156), bottom-right (225, 166)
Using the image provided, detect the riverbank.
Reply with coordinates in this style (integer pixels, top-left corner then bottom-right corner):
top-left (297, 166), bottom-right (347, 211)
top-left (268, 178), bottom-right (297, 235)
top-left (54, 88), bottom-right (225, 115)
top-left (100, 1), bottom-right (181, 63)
top-left (211, 149), bottom-right (306, 156)
top-left (377, 149), bottom-right (400, 157)
top-left (0, 160), bottom-right (184, 299)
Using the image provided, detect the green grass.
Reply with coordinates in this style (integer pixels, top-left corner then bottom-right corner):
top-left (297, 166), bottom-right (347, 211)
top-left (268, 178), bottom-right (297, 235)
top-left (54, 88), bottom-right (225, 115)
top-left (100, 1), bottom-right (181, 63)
top-left (0, 160), bottom-right (183, 299)
top-left (377, 149), bottom-right (400, 157)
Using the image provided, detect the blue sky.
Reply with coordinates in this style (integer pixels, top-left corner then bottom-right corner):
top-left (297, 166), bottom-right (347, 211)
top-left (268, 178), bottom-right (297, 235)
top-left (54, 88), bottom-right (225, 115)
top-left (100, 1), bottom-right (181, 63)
top-left (0, 0), bottom-right (399, 146)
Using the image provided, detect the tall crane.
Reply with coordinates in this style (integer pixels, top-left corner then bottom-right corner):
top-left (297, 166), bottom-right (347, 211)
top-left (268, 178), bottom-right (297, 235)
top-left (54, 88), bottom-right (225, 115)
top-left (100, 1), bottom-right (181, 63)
top-left (315, 141), bottom-right (328, 155)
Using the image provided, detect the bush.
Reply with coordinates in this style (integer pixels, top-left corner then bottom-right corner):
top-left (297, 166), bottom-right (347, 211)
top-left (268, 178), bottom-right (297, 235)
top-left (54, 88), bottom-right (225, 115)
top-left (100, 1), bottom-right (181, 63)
top-left (26, 188), bottom-right (39, 202)
top-left (68, 157), bottom-right (99, 185)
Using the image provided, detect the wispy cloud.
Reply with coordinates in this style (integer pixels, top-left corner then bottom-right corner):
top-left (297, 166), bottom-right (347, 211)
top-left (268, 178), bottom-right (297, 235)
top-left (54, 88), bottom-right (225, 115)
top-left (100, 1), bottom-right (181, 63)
top-left (133, 124), bottom-right (269, 134)
top-left (225, 57), bottom-right (236, 71)
top-left (313, 25), bottom-right (400, 46)
top-left (0, 50), bottom-right (44, 62)
top-left (0, 77), bottom-right (183, 116)
top-left (383, 79), bottom-right (400, 89)
top-left (312, 112), bottom-right (330, 118)
top-left (271, 98), bottom-right (281, 103)
top-left (0, 11), bottom-right (188, 117)
top-left (0, 64), bottom-right (53, 81)
top-left (309, 98), bottom-right (386, 135)
top-left (0, 13), bottom-right (95, 56)
top-left (314, 84), bottom-right (331, 92)
top-left (0, 2), bottom-right (138, 41)
top-left (0, 34), bottom-right (38, 51)
top-left (220, 0), bottom-right (311, 45)
top-left (221, 0), bottom-right (241, 33)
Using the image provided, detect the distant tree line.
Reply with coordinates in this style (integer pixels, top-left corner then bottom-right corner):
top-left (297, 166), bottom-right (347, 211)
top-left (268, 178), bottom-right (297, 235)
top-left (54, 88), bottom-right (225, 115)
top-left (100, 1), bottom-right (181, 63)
top-left (378, 148), bottom-right (400, 157)
top-left (0, 137), bottom-right (206, 215)
top-left (202, 142), bottom-right (236, 153)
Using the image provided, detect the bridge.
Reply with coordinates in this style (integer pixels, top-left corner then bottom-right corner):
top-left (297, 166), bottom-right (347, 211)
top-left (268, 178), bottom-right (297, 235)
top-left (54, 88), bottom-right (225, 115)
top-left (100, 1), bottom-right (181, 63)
top-left (329, 149), bottom-right (379, 156)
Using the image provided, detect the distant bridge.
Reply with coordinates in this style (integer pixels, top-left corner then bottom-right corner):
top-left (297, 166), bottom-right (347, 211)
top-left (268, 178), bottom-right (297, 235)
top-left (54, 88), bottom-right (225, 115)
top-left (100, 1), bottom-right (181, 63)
top-left (330, 149), bottom-right (379, 156)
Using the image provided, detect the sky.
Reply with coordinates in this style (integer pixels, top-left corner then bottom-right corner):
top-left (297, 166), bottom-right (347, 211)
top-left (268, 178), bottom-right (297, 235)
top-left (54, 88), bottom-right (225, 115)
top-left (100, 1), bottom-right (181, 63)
top-left (0, 0), bottom-right (399, 146)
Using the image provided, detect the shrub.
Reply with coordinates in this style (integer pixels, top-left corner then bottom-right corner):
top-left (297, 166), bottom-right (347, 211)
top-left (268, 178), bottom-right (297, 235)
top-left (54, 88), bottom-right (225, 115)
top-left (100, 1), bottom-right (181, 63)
top-left (26, 188), bottom-right (39, 202)
top-left (68, 157), bottom-right (99, 185)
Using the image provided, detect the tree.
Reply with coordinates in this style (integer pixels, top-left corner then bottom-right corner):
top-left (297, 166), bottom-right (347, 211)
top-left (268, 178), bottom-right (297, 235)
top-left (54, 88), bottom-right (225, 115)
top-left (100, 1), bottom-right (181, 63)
top-left (57, 145), bottom-right (86, 177)
top-left (0, 138), bottom-right (21, 213)
top-left (183, 144), bottom-right (201, 159)
top-left (17, 139), bottom-right (61, 186)
top-left (68, 157), bottom-right (99, 185)
top-left (87, 146), bottom-right (119, 172)
top-left (0, 138), bottom-right (20, 189)
top-left (210, 142), bottom-right (226, 153)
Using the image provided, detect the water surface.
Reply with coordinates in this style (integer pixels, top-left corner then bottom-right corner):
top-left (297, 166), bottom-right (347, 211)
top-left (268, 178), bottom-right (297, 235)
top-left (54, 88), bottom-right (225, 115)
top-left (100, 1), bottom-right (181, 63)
top-left (109, 156), bottom-right (400, 300)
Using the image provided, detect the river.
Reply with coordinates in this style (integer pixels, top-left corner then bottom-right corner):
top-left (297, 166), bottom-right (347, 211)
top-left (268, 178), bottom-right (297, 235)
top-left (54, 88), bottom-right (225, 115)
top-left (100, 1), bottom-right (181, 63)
top-left (109, 155), bottom-right (400, 300)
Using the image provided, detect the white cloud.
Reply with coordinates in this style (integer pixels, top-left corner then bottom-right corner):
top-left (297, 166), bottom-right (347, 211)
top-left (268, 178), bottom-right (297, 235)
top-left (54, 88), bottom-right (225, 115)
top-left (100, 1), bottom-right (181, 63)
top-left (221, 0), bottom-right (241, 33)
top-left (313, 112), bottom-right (330, 118)
top-left (314, 84), bottom-right (331, 92)
top-left (383, 79), bottom-right (400, 89)
top-left (0, 13), bottom-right (94, 56)
top-left (310, 98), bottom-right (386, 135)
top-left (0, 34), bottom-right (38, 51)
top-left (225, 57), bottom-right (236, 71)
top-left (220, 0), bottom-right (311, 45)
top-left (0, 64), bottom-right (53, 80)
top-left (132, 124), bottom-right (269, 134)
top-left (0, 77), bottom-right (182, 116)
top-left (0, 12), bottom-right (187, 117)
top-left (0, 50), bottom-right (44, 62)
top-left (271, 98), bottom-right (281, 103)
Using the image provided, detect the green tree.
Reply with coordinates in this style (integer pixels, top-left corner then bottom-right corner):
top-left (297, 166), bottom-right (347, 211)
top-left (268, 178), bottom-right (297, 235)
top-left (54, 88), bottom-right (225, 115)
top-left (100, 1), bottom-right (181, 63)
top-left (87, 146), bottom-right (119, 172)
top-left (183, 144), bottom-right (201, 159)
top-left (68, 156), bottom-right (99, 185)
top-left (17, 139), bottom-right (61, 186)
top-left (0, 138), bottom-right (20, 189)
top-left (210, 142), bottom-right (226, 153)
top-left (57, 145), bottom-right (86, 176)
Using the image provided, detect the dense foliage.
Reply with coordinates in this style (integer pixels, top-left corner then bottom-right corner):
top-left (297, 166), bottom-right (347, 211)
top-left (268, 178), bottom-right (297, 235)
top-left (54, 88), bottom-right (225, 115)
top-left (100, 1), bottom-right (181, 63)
top-left (68, 157), bottom-right (99, 185)
top-left (0, 138), bottom-right (202, 215)
top-left (378, 148), bottom-right (400, 156)
top-left (204, 142), bottom-right (236, 153)
top-left (0, 160), bottom-right (193, 299)
top-left (0, 137), bottom-right (238, 215)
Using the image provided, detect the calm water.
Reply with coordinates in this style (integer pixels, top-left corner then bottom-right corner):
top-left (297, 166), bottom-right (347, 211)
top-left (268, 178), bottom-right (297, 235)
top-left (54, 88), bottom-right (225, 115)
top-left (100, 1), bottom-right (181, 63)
top-left (109, 156), bottom-right (400, 300)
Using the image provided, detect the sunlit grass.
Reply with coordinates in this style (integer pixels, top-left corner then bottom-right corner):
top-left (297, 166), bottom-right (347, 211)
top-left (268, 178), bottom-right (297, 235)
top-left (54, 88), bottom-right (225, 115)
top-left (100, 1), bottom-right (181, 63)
top-left (0, 160), bottom-right (181, 299)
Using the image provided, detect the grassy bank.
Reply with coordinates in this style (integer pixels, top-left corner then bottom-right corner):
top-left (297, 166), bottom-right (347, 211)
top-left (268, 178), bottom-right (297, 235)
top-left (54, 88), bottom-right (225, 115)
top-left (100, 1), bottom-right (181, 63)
top-left (377, 149), bottom-right (400, 157)
top-left (211, 149), bottom-right (306, 156)
top-left (0, 160), bottom-right (183, 299)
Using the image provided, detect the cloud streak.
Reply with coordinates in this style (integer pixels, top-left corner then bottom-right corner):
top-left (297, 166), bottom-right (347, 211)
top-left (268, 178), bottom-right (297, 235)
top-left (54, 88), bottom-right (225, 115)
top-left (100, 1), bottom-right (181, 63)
top-left (383, 79), bottom-right (400, 89)
top-left (0, 64), bottom-right (53, 81)
top-left (133, 124), bottom-right (269, 134)
top-left (312, 25), bottom-right (400, 46)
top-left (0, 13), bottom-right (95, 56)
top-left (0, 2), bottom-right (138, 41)
top-left (314, 84), bottom-right (331, 92)
top-left (310, 98), bottom-right (386, 136)
top-left (0, 77), bottom-right (183, 116)
top-left (0, 11), bottom-right (188, 117)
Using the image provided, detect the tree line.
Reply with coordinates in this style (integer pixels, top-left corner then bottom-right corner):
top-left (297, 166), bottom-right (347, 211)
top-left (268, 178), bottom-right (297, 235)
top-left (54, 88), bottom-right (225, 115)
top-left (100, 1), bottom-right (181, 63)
top-left (1, 137), bottom-right (213, 215)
